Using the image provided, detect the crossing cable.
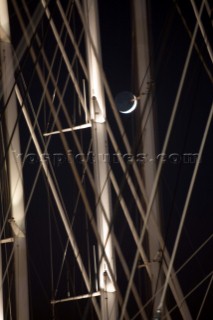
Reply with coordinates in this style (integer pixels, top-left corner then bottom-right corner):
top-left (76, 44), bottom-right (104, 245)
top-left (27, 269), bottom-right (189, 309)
top-left (195, 273), bottom-right (213, 320)
top-left (189, 0), bottom-right (213, 63)
top-left (0, 1), bottom-right (45, 103)
top-left (173, 0), bottom-right (212, 82)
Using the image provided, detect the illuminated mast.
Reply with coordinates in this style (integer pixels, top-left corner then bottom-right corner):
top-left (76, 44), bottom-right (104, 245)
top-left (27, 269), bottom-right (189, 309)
top-left (84, 0), bottom-right (118, 318)
top-left (0, 0), bottom-right (29, 319)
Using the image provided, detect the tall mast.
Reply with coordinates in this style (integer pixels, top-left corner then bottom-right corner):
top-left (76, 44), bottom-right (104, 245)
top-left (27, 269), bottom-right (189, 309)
top-left (0, 1), bottom-right (29, 319)
top-left (83, 0), bottom-right (118, 318)
top-left (132, 0), bottom-right (163, 311)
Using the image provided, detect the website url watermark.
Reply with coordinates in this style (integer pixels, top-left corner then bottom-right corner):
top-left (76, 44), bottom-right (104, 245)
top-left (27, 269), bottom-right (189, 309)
top-left (13, 151), bottom-right (200, 166)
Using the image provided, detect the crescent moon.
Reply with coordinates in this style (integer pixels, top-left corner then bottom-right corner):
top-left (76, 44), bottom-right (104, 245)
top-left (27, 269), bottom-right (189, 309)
top-left (120, 96), bottom-right (138, 114)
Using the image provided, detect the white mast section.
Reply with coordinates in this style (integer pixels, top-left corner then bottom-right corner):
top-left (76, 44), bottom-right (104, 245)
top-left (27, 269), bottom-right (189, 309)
top-left (83, 0), bottom-right (118, 319)
top-left (132, 0), bottom-right (163, 311)
top-left (0, 1), bottom-right (29, 319)
top-left (133, 0), bottom-right (162, 307)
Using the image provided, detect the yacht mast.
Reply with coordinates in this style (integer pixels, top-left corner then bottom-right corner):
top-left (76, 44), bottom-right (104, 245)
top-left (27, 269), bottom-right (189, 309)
top-left (0, 1), bottom-right (29, 319)
top-left (84, 0), bottom-right (118, 318)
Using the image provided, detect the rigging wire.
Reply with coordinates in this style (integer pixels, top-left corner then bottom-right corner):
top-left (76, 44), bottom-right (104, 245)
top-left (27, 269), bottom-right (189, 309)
top-left (172, 0), bottom-right (212, 82)
top-left (195, 273), bottom-right (213, 320)
top-left (0, 1), bottom-right (45, 103)
top-left (189, 0), bottom-right (213, 63)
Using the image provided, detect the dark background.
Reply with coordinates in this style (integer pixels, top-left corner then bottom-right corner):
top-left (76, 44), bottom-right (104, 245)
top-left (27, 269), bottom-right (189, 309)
top-left (5, 0), bottom-right (213, 319)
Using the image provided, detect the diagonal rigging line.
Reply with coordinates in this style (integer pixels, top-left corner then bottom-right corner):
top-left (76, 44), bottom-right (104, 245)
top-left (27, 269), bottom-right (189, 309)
top-left (157, 100), bottom-right (213, 312)
top-left (40, 0), bottom-right (87, 115)
top-left (0, 2), bottom-right (44, 102)
top-left (163, 271), bottom-right (213, 319)
top-left (189, 0), bottom-right (213, 63)
top-left (195, 273), bottom-right (213, 320)
top-left (173, 0), bottom-right (212, 82)
top-left (56, 0), bottom-right (88, 80)
top-left (119, 1), bottom-right (205, 318)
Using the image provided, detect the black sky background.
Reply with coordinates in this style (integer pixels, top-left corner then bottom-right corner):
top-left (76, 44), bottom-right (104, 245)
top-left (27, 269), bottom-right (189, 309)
top-left (5, 0), bottom-right (213, 319)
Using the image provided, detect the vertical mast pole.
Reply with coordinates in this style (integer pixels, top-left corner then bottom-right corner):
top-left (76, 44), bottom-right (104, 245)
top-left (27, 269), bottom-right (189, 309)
top-left (132, 0), bottom-right (163, 311)
top-left (0, 1), bottom-right (29, 319)
top-left (83, 0), bottom-right (117, 319)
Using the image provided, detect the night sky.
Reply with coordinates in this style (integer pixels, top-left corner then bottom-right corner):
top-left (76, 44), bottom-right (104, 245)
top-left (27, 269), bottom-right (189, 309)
top-left (3, 0), bottom-right (213, 319)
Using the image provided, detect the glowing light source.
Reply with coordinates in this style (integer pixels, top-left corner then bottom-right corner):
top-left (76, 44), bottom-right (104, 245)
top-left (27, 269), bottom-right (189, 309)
top-left (115, 91), bottom-right (138, 114)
